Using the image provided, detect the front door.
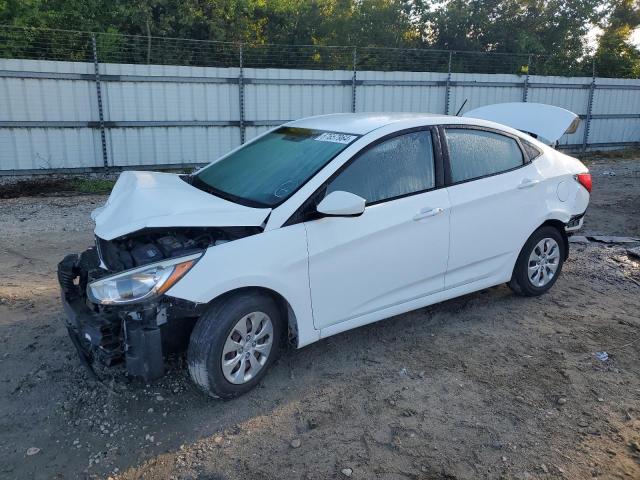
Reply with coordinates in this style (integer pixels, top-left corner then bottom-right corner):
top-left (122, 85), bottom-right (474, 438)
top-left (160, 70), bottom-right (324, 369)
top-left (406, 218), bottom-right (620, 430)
top-left (304, 129), bottom-right (450, 329)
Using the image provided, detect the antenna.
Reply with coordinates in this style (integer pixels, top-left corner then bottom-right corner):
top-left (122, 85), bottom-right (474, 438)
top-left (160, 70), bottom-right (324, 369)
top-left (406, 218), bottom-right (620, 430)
top-left (455, 99), bottom-right (468, 116)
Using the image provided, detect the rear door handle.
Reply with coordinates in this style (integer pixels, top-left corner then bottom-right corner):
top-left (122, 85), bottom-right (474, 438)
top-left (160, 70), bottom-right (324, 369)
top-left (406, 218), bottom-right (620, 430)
top-left (518, 178), bottom-right (540, 189)
top-left (413, 207), bottom-right (445, 221)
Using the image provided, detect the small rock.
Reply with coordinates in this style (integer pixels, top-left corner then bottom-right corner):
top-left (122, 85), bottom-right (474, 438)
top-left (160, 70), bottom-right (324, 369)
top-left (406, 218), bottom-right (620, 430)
top-left (515, 395), bottom-right (525, 402)
top-left (26, 447), bottom-right (40, 456)
top-left (541, 464), bottom-right (549, 473)
top-left (597, 397), bottom-right (604, 402)
top-left (557, 397), bottom-right (567, 405)
top-left (341, 467), bottom-right (353, 477)
top-left (156, 395), bottom-right (164, 402)
top-left (214, 436), bottom-right (223, 444)
top-left (290, 438), bottom-right (301, 449)
top-left (145, 434), bottom-right (155, 442)
top-left (147, 408), bottom-right (154, 413)
top-left (502, 456), bottom-right (507, 462)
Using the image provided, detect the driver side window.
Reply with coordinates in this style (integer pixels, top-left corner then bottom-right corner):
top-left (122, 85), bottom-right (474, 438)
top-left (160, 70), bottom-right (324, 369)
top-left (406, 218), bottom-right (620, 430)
top-left (326, 130), bottom-right (435, 205)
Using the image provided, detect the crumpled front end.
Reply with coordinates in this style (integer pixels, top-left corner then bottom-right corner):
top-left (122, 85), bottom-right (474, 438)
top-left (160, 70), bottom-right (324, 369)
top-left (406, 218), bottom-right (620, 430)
top-left (57, 246), bottom-right (204, 381)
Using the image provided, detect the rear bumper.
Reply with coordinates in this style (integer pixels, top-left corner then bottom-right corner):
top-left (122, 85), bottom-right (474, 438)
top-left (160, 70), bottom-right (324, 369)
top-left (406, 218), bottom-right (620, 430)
top-left (565, 212), bottom-right (586, 233)
top-left (58, 249), bottom-right (204, 381)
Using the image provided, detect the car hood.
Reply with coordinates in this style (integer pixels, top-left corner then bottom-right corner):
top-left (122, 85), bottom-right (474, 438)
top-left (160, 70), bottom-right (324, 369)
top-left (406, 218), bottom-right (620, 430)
top-left (93, 171), bottom-right (271, 240)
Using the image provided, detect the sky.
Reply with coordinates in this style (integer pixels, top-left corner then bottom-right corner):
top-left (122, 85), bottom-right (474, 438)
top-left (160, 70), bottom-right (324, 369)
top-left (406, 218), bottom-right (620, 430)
top-left (586, 25), bottom-right (640, 51)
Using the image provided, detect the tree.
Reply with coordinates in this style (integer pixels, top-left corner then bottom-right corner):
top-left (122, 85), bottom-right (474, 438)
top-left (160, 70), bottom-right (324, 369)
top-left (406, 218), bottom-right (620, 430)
top-left (595, 0), bottom-right (640, 77)
top-left (417, 0), bottom-right (603, 74)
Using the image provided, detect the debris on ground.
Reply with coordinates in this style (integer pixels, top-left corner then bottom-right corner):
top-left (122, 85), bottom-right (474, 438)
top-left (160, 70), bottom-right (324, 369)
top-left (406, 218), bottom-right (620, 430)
top-left (589, 235), bottom-right (640, 244)
top-left (569, 235), bottom-right (590, 244)
top-left (594, 351), bottom-right (609, 362)
top-left (627, 246), bottom-right (640, 260)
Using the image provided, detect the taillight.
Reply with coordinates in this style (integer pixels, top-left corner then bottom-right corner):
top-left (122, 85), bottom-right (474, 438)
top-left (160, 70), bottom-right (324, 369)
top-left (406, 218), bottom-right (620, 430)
top-left (575, 173), bottom-right (592, 193)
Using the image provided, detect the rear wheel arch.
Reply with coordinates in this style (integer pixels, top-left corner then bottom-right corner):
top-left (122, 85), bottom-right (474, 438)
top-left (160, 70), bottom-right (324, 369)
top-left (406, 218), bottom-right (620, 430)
top-left (539, 219), bottom-right (569, 260)
top-left (509, 223), bottom-right (567, 296)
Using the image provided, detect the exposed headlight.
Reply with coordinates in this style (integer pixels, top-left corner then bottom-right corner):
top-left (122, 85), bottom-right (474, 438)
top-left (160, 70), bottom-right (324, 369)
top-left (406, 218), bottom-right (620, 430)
top-left (87, 253), bottom-right (201, 305)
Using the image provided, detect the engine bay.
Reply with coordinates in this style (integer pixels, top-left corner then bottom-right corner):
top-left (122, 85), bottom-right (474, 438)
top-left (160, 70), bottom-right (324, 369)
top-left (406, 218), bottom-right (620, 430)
top-left (96, 226), bottom-right (261, 273)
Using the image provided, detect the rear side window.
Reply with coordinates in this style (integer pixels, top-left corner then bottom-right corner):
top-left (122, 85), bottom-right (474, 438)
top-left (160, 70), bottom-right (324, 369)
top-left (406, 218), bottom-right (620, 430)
top-left (445, 129), bottom-right (524, 183)
top-left (326, 130), bottom-right (435, 204)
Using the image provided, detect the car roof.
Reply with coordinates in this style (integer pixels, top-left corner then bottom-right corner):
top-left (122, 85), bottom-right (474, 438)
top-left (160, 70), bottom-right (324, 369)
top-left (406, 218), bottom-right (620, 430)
top-left (286, 112), bottom-right (450, 135)
top-left (285, 112), bottom-right (532, 140)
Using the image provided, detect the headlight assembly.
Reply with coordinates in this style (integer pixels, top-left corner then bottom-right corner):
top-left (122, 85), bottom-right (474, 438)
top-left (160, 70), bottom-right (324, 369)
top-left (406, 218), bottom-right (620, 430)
top-left (87, 253), bottom-right (202, 305)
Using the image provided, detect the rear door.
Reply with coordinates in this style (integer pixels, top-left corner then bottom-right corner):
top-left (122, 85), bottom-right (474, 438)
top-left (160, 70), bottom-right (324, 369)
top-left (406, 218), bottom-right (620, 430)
top-left (304, 128), bottom-right (450, 329)
top-left (442, 126), bottom-right (546, 289)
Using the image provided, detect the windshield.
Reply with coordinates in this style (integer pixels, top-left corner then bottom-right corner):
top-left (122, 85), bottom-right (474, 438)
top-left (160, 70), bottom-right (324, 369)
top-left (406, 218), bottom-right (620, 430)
top-left (192, 127), bottom-right (358, 207)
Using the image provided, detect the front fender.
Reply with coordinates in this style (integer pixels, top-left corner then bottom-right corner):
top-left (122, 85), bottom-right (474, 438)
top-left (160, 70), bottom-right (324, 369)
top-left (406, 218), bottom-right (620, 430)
top-left (165, 223), bottom-right (319, 348)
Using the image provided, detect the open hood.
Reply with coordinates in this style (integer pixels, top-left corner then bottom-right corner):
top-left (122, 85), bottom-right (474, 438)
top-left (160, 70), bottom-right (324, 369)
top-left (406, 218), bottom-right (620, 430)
top-left (93, 171), bottom-right (271, 240)
top-left (463, 102), bottom-right (580, 143)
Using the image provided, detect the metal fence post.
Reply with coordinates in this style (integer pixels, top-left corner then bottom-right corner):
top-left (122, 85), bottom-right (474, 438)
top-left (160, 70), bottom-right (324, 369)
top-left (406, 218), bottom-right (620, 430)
top-left (351, 47), bottom-right (357, 113)
top-left (238, 43), bottom-right (246, 144)
top-left (91, 34), bottom-right (109, 169)
top-left (582, 59), bottom-right (596, 153)
top-left (444, 51), bottom-right (452, 115)
top-left (522, 54), bottom-right (531, 102)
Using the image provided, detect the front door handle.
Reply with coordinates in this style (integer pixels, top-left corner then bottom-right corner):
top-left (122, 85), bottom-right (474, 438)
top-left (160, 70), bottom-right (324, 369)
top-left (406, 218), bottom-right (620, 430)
top-left (413, 207), bottom-right (445, 221)
top-left (518, 178), bottom-right (540, 189)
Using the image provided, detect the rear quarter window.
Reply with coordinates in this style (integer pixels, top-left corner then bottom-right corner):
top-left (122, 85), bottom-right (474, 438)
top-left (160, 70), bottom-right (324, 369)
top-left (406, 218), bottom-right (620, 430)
top-left (445, 129), bottom-right (524, 183)
top-left (521, 139), bottom-right (543, 161)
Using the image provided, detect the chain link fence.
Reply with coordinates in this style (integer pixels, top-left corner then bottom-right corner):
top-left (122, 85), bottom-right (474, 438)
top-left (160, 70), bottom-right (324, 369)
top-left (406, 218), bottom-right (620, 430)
top-left (0, 25), bottom-right (601, 75)
top-left (1, 26), bottom-right (638, 174)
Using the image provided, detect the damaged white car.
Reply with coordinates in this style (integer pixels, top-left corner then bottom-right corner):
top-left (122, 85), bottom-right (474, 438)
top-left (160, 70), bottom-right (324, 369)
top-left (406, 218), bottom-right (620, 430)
top-left (58, 105), bottom-right (591, 398)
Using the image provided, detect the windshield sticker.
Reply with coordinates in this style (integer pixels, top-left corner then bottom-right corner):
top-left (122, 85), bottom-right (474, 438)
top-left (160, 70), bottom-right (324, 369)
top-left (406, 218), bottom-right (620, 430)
top-left (314, 132), bottom-right (358, 144)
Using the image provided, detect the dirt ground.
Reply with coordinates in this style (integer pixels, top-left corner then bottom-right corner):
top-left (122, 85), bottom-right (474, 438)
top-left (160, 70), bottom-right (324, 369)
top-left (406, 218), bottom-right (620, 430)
top-left (0, 157), bottom-right (639, 480)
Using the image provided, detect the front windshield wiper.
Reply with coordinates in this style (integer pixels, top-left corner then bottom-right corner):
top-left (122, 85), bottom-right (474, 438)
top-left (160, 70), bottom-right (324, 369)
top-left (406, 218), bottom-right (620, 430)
top-left (182, 175), bottom-right (271, 209)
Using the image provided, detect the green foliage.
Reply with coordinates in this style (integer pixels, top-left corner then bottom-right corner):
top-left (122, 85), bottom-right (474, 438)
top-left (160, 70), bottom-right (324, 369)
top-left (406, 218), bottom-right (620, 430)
top-left (594, 0), bottom-right (640, 78)
top-left (0, 0), bottom-right (638, 77)
top-left (70, 177), bottom-right (115, 194)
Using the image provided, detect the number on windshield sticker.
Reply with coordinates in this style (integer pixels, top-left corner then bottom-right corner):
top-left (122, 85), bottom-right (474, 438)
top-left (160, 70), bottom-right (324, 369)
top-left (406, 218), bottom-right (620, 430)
top-left (314, 132), bottom-right (358, 144)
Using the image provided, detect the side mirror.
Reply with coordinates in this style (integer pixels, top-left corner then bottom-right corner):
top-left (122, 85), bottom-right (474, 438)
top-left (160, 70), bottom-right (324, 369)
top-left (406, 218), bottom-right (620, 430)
top-left (316, 191), bottom-right (366, 217)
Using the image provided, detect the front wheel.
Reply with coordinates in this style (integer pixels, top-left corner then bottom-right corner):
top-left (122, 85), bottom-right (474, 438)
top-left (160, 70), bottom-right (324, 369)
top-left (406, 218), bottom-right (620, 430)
top-left (187, 291), bottom-right (283, 398)
top-left (509, 226), bottom-right (565, 296)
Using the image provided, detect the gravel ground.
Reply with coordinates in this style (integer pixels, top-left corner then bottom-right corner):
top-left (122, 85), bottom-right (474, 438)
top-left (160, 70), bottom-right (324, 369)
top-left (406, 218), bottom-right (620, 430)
top-left (0, 157), bottom-right (639, 480)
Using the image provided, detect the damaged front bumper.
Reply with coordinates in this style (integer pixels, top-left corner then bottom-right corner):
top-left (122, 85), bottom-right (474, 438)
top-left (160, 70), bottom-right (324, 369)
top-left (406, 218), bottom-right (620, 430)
top-left (57, 248), bottom-right (204, 381)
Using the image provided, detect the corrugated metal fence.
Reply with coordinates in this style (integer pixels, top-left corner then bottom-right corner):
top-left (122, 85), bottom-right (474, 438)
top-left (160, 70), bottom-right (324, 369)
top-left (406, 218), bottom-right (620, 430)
top-left (1, 37), bottom-right (639, 174)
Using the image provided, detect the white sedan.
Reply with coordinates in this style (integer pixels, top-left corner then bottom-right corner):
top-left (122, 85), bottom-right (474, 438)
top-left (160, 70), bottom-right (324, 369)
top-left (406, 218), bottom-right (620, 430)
top-left (58, 105), bottom-right (591, 398)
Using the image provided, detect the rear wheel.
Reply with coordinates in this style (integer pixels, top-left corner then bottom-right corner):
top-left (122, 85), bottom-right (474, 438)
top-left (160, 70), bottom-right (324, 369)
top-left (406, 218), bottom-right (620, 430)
top-left (187, 291), bottom-right (283, 398)
top-left (509, 226), bottom-right (565, 296)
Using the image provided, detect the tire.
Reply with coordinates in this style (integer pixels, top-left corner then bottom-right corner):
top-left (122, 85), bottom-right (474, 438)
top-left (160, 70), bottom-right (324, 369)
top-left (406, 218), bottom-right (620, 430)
top-left (187, 291), bottom-right (283, 399)
top-left (508, 225), bottom-right (566, 297)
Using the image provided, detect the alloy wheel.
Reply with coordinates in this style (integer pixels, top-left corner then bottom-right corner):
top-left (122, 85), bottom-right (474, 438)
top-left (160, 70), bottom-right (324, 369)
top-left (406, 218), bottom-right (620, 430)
top-left (527, 237), bottom-right (560, 287)
top-left (221, 311), bottom-right (274, 384)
